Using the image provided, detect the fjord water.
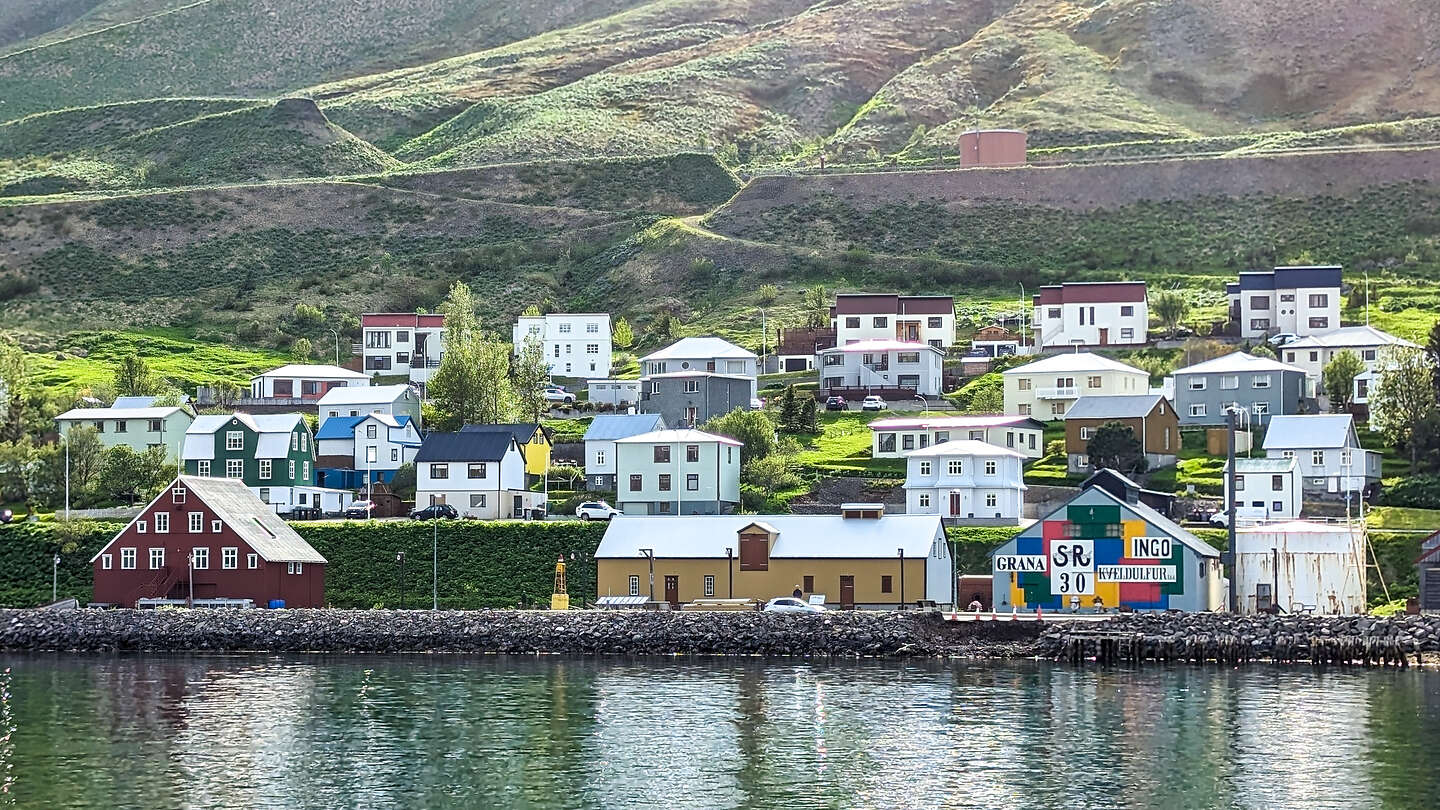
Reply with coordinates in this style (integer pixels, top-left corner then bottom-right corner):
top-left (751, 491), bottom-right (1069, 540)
top-left (3, 655), bottom-right (1439, 809)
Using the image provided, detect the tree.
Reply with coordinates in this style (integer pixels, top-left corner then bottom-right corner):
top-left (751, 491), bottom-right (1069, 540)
top-left (1249, 342), bottom-right (1276, 359)
top-left (32, 426), bottom-right (104, 507)
top-left (702, 409), bottom-right (777, 467)
top-left (212, 380), bottom-right (242, 407)
top-left (98, 445), bottom-right (170, 504)
top-left (1086, 421), bottom-right (1149, 476)
top-left (1426, 320), bottom-right (1440, 400)
top-left (1151, 290), bottom-right (1190, 337)
top-left (799, 396), bottom-right (818, 433)
top-left (112, 353), bottom-right (157, 397)
top-left (522, 305), bottom-right (541, 317)
top-left (0, 440), bottom-right (32, 503)
top-left (801, 285), bottom-right (830, 328)
top-left (1322, 350), bottom-right (1366, 413)
top-left (389, 463), bottom-right (417, 499)
top-left (652, 313), bottom-right (680, 343)
top-left (290, 337), bottom-right (313, 361)
top-left (613, 317), bottom-right (634, 350)
top-left (429, 283), bottom-right (516, 429)
top-left (1370, 346), bottom-right (1439, 473)
top-left (0, 334), bottom-right (30, 443)
top-left (512, 335), bottom-right (550, 423)
top-left (778, 386), bottom-right (801, 432)
top-left (1181, 338), bottom-right (1231, 367)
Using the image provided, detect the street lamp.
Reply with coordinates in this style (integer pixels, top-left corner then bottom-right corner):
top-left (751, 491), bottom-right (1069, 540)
top-left (897, 547), bottom-right (906, 609)
top-left (52, 553), bottom-right (60, 602)
top-left (396, 551), bottom-right (407, 610)
top-left (57, 429), bottom-right (71, 520)
top-left (432, 521), bottom-right (438, 611)
top-left (725, 546), bottom-right (733, 598)
top-left (328, 327), bottom-right (341, 366)
top-left (639, 548), bottom-right (655, 601)
top-left (913, 393), bottom-right (928, 414)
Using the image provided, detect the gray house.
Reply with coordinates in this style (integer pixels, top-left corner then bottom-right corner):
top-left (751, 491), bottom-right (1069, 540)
top-left (639, 372), bottom-right (752, 429)
top-left (1172, 352), bottom-right (1310, 426)
top-left (583, 413), bottom-right (665, 491)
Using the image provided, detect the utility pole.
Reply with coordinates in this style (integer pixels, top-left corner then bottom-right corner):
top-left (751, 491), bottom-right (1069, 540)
top-left (63, 431), bottom-right (70, 520)
top-left (52, 554), bottom-right (59, 602)
top-left (725, 547), bottom-right (733, 598)
top-left (432, 521), bottom-right (438, 611)
top-left (898, 547), bottom-right (906, 609)
top-left (396, 551), bottom-right (406, 609)
top-left (639, 548), bottom-right (655, 601)
top-left (1225, 407), bottom-right (1238, 613)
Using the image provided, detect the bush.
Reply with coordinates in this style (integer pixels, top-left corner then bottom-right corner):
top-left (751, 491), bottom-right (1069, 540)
top-left (1377, 475), bottom-right (1440, 509)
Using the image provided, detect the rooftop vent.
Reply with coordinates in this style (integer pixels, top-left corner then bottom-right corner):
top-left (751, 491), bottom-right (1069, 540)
top-left (840, 503), bottom-right (885, 519)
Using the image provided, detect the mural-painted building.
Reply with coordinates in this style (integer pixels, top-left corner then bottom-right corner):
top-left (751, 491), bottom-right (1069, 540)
top-left (989, 485), bottom-right (1224, 612)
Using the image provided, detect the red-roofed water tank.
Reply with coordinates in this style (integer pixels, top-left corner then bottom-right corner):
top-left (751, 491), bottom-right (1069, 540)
top-left (958, 129), bottom-right (1027, 167)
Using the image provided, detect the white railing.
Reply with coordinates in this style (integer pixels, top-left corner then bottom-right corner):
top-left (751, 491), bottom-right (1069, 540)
top-left (1035, 386), bottom-right (1077, 399)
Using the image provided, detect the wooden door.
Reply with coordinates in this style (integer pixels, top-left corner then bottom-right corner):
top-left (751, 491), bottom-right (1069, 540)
top-left (839, 575), bottom-right (855, 609)
top-left (1099, 328), bottom-right (1109, 346)
top-left (949, 492), bottom-right (963, 518)
top-left (664, 575), bottom-right (679, 608)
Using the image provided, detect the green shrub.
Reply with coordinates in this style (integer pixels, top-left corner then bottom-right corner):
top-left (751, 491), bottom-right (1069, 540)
top-left (1377, 476), bottom-right (1440, 509)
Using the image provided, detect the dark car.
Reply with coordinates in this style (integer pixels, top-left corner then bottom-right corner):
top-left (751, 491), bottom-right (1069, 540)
top-left (825, 395), bottom-right (848, 411)
top-left (410, 504), bottom-right (459, 521)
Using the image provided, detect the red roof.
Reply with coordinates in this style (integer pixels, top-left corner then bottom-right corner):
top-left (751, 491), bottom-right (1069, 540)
top-left (834, 294), bottom-right (954, 316)
top-left (1034, 282), bottom-right (1147, 305)
top-left (362, 313), bottom-right (445, 328)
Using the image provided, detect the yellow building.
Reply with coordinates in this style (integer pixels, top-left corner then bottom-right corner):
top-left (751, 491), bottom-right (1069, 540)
top-left (461, 423), bottom-right (552, 478)
top-left (595, 505), bottom-right (955, 609)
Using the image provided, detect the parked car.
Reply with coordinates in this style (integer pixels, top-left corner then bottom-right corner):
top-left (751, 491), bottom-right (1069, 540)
top-left (344, 500), bottom-right (375, 519)
top-left (860, 395), bottom-right (886, 412)
top-left (575, 501), bottom-right (621, 521)
top-left (1208, 506), bottom-right (1267, 527)
top-left (1267, 332), bottom-right (1300, 347)
top-left (750, 397), bottom-right (765, 410)
top-left (825, 395), bottom-right (848, 411)
top-left (410, 503), bottom-right (459, 521)
top-left (763, 597), bottom-right (825, 614)
top-left (543, 388), bottom-right (576, 404)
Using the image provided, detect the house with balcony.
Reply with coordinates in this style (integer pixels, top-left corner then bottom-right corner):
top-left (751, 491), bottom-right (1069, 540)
top-left (316, 384), bottom-right (421, 429)
top-left (1031, 282), bottom-right (1148, 348)
top-left (1063, 394), bottom-right (1179, 473)
top-left (902, 440), bottom-right (1026, 525)
top-left (614, 429), bottom-right (742, 515)
top-left (248, 364), bottom-right (369, 403)
top-left (1279, 325), bottom-right (1416, 412)
top-left (56, 402), bottom-right (195, 465)
top-left (869, 415), bottom-right (1046, 459)
top-left (774, 326), bottom-right (838, 372)
top-left (181, 413), bottom-right (349, 515)
top-left (1261, 414), bottom-right (1381, 498)
top-left (640, 372), bottom-right (752, 428)
top-left (816, 339), bottom-right (945, 400)
top-left (1172, 352), bottom-right (1309, 426)
top-left (414, 431), bottom-right (540, 519)
top-left (1224, 457), bottom-right (1302, 521)
top-left (512, 313), bottom-right (613, 379)
top-left (1001, 352), bottom-right (1150, 419)
top-left (314, 413), bottom-right (421, 489)
top-left (830, 294), bottom-right (955, 350)
top-left (583, 413), bottom-right (666, 491)
top-left (642, 337), bottom-right (758, 397)
top-left (1226, 266), bottom-right (1343, 339)
top-left (361, 312), bottom-right (446, 384)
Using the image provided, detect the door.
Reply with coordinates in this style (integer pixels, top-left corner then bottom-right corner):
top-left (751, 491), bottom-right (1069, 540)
top-left (949, 492), bottom-right (963, 518)
top-left (664, 575), bottom-right (679, 608)
top-left (1099, 328), bottom-right (1109, 346)
top-left (513, 494), bottom-right (524, 517)
top-left (839, 575), bottom-right (855, 609)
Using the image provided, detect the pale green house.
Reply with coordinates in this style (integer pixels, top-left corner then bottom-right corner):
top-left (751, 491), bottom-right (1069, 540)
top-left (55, 404), bottom-right (195, 464)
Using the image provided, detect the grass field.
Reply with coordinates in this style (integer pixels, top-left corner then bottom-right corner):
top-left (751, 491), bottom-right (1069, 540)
top-left (27, 329), bottom-right (288, 393)
top-left (1366, 507), bottom-right (1440, 532)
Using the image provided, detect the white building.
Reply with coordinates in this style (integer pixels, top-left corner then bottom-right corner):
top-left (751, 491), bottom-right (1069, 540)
top-left (1234, 521), bottom-right (1367, 614)
top-left (614, 429), bottom-right (742, 515)
top-left (642, 337), bottom-right (758, 397)
top-left (413, 431), bottom-right (541, 519)
top-left (361, 313), bottom-right (446, 383)
top-left (1262, 414), bottom-right (1381, 497)
top-left (1002, 352), bottom-right (1150, 418)
top-left (831, 294), bottom-right (956, 349)
top-left (513, 313), bottom-right (613, 379)
top-left (587, 379), bottom-right (642, 409)
top-left (1225, 457), bottom-right (1302, 521)
top-left (582, 413), bottom-right (666, 491)
top-left (1031, 282), bottom-right (1148, 348)
top-left (869, 415), bottom-right (1046, 459)
top-left (248, 364), bottom-right (368, 400)
top-left (903, 440), bottom-right (1026, 524)
top-left (1280, 325), bottom-right (1416, 410)
top-left (315, 414), bottom-right (421, 478)
top-left (817, 339), bottom-right (945, 398)
top-left (1226, 266), bottom-right (1343, 339)
top-left (316, 383), bottom-right (422, 429)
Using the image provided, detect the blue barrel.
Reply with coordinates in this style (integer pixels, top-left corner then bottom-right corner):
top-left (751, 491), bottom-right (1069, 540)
top-left (268, 599), bottom-right (286, 609)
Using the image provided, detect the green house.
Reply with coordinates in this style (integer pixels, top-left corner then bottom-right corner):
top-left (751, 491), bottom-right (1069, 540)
top-left (181, 413), bottom-right (315, 491)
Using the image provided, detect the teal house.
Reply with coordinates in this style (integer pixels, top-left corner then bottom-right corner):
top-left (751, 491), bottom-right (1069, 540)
top-left (56, 402), bottom-right (195, 464)
top-left (182, 413), bottom-right (333, 513)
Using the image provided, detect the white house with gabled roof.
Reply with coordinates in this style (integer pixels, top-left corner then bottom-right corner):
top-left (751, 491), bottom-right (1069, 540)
top-left (248, 364), bottom-right (369, 401)
top-left (513, 313), bottom-right (613, 378)
top-left (614, 429), bottom-right (742, 515)
top-left (869, 414), bottom-right (1046, 459)
top-left (1261, 414), bottom-right (1381, 497)
top-left (902, 439), bottom-right (1026, 525)
top-left (1001, 352), bottom-right (1150, 418)
top-left (642, 337), bottom-right (758, 397)
top-left (1279, 325), bottom-right (1417, 411)
top-left (817, 339), bottom-right (945, 399)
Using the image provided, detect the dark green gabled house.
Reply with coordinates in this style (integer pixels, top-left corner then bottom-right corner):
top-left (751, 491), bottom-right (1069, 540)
top-left (181, 413), bottom-right (333, 513)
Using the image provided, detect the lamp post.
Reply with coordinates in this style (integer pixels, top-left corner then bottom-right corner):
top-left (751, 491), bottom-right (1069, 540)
top-left (58, 429), bottom-right (71, 520)
top-left (1017, 283), bottom-right (1027, 348)
top-left (725, 546), bottom-right (733, 598)
top-left (639, 548), bottom-right (655, 601)
top-left (328, 327), bottom-right (341, 366)
top-left (913, 393), bottom-right (928, 415)
top-left (52, 553), bottom-right (59, 602)
top-left (396, 551), bottom-right (406, 610)
top-left (1224, 407), bottom-right (1238, 613)
top-left (187, 549), bottom-right (195, 608)
top-left (432, 521), bottom-right (438, 611)
top-left (897, 547), bottom-right (905, 610)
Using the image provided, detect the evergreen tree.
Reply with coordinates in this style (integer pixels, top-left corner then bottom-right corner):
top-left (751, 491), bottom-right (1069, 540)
top-left (1086, 421), bottom-right (1148, 476)
top-left (778, 385), bottom-right (800, 432)
top-left (800, 396), bottom-right (818, 432)
top-left (613, 317), bottom-right (634, 350)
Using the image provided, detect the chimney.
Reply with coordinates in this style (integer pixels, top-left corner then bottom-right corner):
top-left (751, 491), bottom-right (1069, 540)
top-left (840, 502), bottom-right (885, 519)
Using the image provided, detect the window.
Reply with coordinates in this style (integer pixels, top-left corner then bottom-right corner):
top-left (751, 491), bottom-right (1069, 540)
top-left (1234, 475), bottom-right (1246, 491)
top-left (918, 492), bottom-right (931, 508)
top-left (659, 502), bottom-right (672, 514)
top-left (1250, 319), bottom-right (1271, 331)
top-left (1047, 307), bottom-right (1061, 319)
top-left (287, 562), bottom-right (304, 575)
top-left (222, 547), bottom-right (238, 569)
top-left (137, 519), bottom-right (148, 533)
top-left (919, 461), bottom-right (931, 475)
top-left (288, 460), bottom-right (296, 479)
top-left (154, 512), bottom-right (169, 533)
top-left (1051, 403), bottom-right (1066, 416)
top-left (881, 575), bottom-right (893, 594)
top-left (1286, 352), bottom-right (1296, 363)
top-left (1271, 475), bottom-right (1285, 491)
top-left (686, 474), bottom-right (699, 491)
top-left (1120, 328), bottom-right (1134, 340)
top-left (247, 553), bottom-right (258, 569)
top-left (1312, 450), bottom-right (1325, 466)
top-left (226, 430), bottom-right (244, 450)
top-left (1363, 349), bottom-right (1377, 362)
top-left (1308, 317), bottom-right (1330, 330)
top-left (115, 420), bottom-right (127, 433)
top-left (467, 463), bottom-right (487, 479)
top-left (364, 424), bottom-right (378, 440)
top-left (1280, 294), bottom-right (1295, 303)
top-left (1188, 377), bottom-right (1207, 391)
top-left (844, 317), bottom-right (860, 329)
top-left (947, 460), bottom-right (963, 475)
top-left (985, 460), bottom-right (997, 475)
top-left (1190, 404), bottom-right (1208, 417)
top-left (396, 330), bottom-right (410, 343)
top-left (430, 463), bottom-right (449, 479)
top-left (1087, 376), bottom-right (1102, 389)
top-left (1120, 305), bottom-right (1134, 317)
top-left (985, 493), bottom-right (1000, 508)
top-left (94, 421), bottom-right (105, 433)
top-left (259, 488), bottom-right (270, 503)
top-left (188, 512), bottom-right (203, 532)
top-left (226, 459), bottom-right (243, 479)
top-left (873, 317), bottom-right (887, 328)
top-left (1017, 379), bottom-right (1031, 391)
top-left (1249, 295), bottom-right (1270, 309)
top-left (303, 461), bottom-right (310, 481)
top-left (121, 548), bottom-right (136, 569)
top-left (192, 547), bottom-right (209, 570)
top-left (654, 446), bottom-right (671, 463)
top-left (928, 317), bottom-right (943, 329)
top-left (1080, 427), bottom-right (1091, 440)
top-left (1220, 375), bottom-right (1239, 390)
top-left (1018, 404), bottom-right (1032, 415)
top-left (1164, 429), bottom-right (1171, 450)
top-left (686, 445), bottom-right (700, 463)
top-left (172, 487), bottom-right (187, 504)
top-left (1309, 351), bottom-right (1319, 362)
top-left (1282, 450), bottom-right (1294, 459)
top-left (935, 431), bottom-right (950, 443)
top-left (259, 459), bottom-right (271, 480)
top-left (897, 352), bottom-right (920, 364)
top-left (586, 344), bottom-right (600, 355)
top-left (102, 554), bottom-right (112, 570)
top-left (629, 576), bottom-right (640, 596)
top-left (629, 474), bottom-right (642, 492)
top-left (149, 548), bottom-right (165, 569)
top-left (704, 575), bottom-right (715, 597)
top-left (291, 433), bottom-right (298, 452)
top-left (1252, 375), bottom-right (1271, 389)
top-left (197, 460), bottom-right (210, 477)
top-left (470, 494), bottom-right (486, 508)
top-left (1272, 501), bottom-right (1284, 513)
top-left (1253, 402), bottom-right (1269, 416)
top-left (1342, 449), bottom-right (1353, 466)
top-left (366, 331), bottom-right (392, 349)
top-left (684, 379), bottom-right (700, 394)
top-left (148, 418), bottom-right (162, 432)
top-left (658, 474), bottom-right (672, 492)
top-left (211, 520), bottom-right (222, 533)
top-left (1308, 294), bottom-right (1329, 308)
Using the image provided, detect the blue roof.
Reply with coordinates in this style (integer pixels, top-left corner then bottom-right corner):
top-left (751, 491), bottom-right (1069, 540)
top-left (315, 415), bottom-right (366, 440)
top-left (584, 413), bottom-right (665, 441)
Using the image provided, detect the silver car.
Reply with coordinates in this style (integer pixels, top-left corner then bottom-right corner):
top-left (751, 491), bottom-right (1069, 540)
top-left (762, 597), bottom-right (824, 614)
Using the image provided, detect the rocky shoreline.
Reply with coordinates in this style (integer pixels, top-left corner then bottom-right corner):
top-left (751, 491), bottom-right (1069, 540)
top-left (5, 609), bottom-right (1440, 665)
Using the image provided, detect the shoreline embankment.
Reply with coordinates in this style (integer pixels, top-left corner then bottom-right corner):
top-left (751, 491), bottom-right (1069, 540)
top-left (3, 610), bottom-right (1437, 666)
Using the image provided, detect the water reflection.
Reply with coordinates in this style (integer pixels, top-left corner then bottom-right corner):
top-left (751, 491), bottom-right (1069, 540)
top-left (4, 655), bottom-right (1440, 810)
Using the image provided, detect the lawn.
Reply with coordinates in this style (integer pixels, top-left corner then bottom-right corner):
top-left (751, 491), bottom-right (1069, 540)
top-left (792, 410), bottom-right (906, 477)
top-left (1366, 507), bottom-right (1440, 532)
top-left (29, 329), bottom-right (289, 393)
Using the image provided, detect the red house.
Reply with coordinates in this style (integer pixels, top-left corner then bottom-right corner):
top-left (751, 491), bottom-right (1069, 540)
top-left (90, 476), bottom-right (327, 608)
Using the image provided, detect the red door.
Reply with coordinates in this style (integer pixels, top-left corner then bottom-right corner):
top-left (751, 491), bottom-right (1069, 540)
top-left (839, 575), bottom-right (855, 609)
top-left (1099, 328), bottom-right (1109, 346)
top-left (664, 575), bottom-right (679, 608)
top-left (949, 492), bottom-right (963, 518)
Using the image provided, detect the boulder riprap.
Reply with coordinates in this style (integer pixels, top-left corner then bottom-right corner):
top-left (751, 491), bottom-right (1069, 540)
top-left (0, 609), bottom-right (1039, 658)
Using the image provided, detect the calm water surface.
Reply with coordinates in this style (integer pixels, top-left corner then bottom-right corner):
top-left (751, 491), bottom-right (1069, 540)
top-left (1, 654), bottom-right (1438, 809)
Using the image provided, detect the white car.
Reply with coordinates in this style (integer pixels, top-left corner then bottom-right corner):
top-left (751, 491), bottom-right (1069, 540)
top-left (762, 597), bottom-right (824, 614)
top-left (575, 501), bottom-right (621, 521)
top-left (543, 388), bottom-right (576, 404)
top-left (860, 395), bottom-right (886, 412)
top-left (1267, 332), bottom-right (1300, 347)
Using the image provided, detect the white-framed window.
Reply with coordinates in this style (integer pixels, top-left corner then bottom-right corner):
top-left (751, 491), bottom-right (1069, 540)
top-left (101, 554), bottom-right (112, 570)
top-left (172, 487), bottom-right (187, 504)
top-left (628, 575), bottom-right (640, 596)
top-left (704, 575), bottom-right (715, 597)
top-left (1051, 402), bottom-right (1066, 416)
top-left (188, 512), bottom-right (203, 533)
top-left (1220, 375), bottom-right (1239, 390)
top-left (559, 323), bottom-right (572, 333)
top-left (247, 553), bottom-right (258, 569)
top-left (1120, 328), bottom-right (1134, 340)
top-left (149, 548), bottom-right (164, 569)
top-left (1018, 404), bottom-right (1031, 415)
top-left (918, 492), bottom-right (930, 508)
top-left (1189, 404), bottom-right (1207, 417)
top-left (192, 547), bottom-right (209, 570)
top-left (226, 431), bottom-right (244, 451)
top-left (1087, 376), bottom-right (1102, 389)
top-left (154, 512), bottom-right (170, 533)
top-left (1312, 450), bottom-right (1325, 466)
top-left (212, 520), bottom-right (222, 533)
top-left (222, 547), bottom-right (238, 570)
top-left (1342, 449), bottom-right (1353, 466)
top-left (1188, 378), bottom-right (1207, 391)
top-left (947, 460), bottom-right (963, 475)
top-left (1080, 427), bottom-right (1091, 440)
top-left (1253, 402), bottom-right (1269, 416)
top-left (919, 461), bottom-right (931, 476)
top-left (596, 450), bottom-right (606, 466)
top-left (684, 379), bottom-right (700, 394)
top-left (1017, 379), bottom-right (1031, 391)
top-left (303, 461), bottom-right (310, 481)
top-left (300, 434), bottom-right (307, 452)
top-left (226, 459), bottom-right (243, 479)
top-left (137, 520), bottom-right (147, 533)
top-left (985, 460), bottom-right (997, 475)
top-left (197, 460), bottom-right (210, 476)
top-left (259, 459), bottom-right (271, 479)
top-left (1282, 450), bottom-right (1295, 459)
top-left (986, 493), bottom-right (998, 508)
top-left (121, 548), bottom-right (136, 569)
top-left (291, 433), bottom-right (298, 452)
top-left (287, 562), bottom-right (304, 575)
top-left (1252, 374), bottom-right (1271, 389)
top-left (288, 460), bottom-right (296, 479)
